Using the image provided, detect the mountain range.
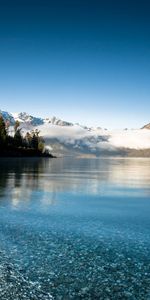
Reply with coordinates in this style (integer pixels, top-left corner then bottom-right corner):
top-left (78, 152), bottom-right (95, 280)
top-left (1, 109), bottom-right (150, 157)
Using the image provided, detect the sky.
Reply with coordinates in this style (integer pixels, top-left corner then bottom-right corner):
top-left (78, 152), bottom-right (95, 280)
top-left (0, 0), bottom-right (150, 129)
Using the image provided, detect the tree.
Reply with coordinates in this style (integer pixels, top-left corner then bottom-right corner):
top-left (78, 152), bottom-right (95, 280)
top-left (14, 129), bottom-right (23, 147)
top-left (31, 132), bottom-right (38, 150)
top-left (0, 116), bottom-right (48, 156)
top-left (14, 120), bottom-right (20, 132)
top-left (30, 130), bottom-right (39, 150)
top-left (25, 129), bottom-right (44, 151)
top-left (38, 141), bottom-right (45, 152)
top-left (25, 132), bottom-right (32, 148)
top-left (0, 115), bottom-right (7, 146)
top-left (5, 120), bottom-right (10, 132)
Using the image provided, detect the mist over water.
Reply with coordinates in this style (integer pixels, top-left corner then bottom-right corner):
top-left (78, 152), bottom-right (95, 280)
top-left (0, 157), bottom-right (150, 299)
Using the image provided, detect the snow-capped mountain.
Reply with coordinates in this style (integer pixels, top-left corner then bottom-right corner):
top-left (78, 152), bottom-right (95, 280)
top-left (1, 109), bottom-right (150, 157)
top-left (0, 110), bottom-right (15, 125)
top-left (44, 116), bottom-right (73, 127)
top-left (13, 112), bottom-right (44, 126)
top-left (0, 110), bottom-right (73, 127)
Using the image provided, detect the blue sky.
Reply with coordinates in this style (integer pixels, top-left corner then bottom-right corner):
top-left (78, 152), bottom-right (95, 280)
top-left (0, 0), bottom-right (150, 129)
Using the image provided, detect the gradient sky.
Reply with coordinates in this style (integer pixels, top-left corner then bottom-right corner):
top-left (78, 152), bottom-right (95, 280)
top-left (0, 0), bottom-right (150, 129)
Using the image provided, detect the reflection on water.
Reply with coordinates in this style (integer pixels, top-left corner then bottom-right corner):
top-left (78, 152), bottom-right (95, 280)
top-left (1, 158), bottom-right (150, 208)
top-left (0, 158), bottom-right (150, 299)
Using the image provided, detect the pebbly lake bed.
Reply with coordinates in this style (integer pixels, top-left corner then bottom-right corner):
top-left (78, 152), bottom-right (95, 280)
top-left (0, 157), bottom-right (150, 299)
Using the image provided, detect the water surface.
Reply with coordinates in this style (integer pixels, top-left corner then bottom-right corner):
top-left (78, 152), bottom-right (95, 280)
top-left (0, 157), bottom-right (150, 299)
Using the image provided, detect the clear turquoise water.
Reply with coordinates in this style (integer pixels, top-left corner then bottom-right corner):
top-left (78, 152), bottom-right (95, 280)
top-left (0, 157), bottom-right (150, 299)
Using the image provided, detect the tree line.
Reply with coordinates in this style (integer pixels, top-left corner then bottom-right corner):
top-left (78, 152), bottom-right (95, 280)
top-left (0, 115), bottom-right (52, 157)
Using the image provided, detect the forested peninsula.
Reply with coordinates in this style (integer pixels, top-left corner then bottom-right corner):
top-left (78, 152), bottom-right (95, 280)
top-left (0, 115), bottom-right (53, 157)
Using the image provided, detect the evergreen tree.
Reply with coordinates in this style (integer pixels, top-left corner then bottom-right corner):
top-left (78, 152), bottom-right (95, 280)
top-left (0, 116), bottom-right (49, 156)
top-left (38, 141), bottom-right (45, 152)
top-left (5, 120), bottom-right (10, 132)
top-left (14, 120), bottom-right (20, 132)
top-left (14, 129), bottom-right (22, 147)
top-left (31, 133), bottom-right (38, 150)
top-left (0, 115), bottom-right (7, 146)
top-left (25, 132), bottom-right (32, 148)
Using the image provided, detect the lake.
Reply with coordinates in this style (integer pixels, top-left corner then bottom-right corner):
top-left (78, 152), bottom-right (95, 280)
top-left (0, 157), bottom-right (150, 299)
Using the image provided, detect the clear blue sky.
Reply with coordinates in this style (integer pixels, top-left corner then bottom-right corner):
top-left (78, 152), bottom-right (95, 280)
top-left (0, 0), bottom-right (150, 129)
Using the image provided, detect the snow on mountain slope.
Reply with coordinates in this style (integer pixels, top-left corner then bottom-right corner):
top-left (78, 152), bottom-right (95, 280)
top-left (12, 112), bottom-right (73, 127)
top-left (0, 110), bottom-right (15, 124)
top-left (44, 116), bottom-right (73, 126)
top-left (1, 110), bottom-right (150, 156)
top-left (12, 112), bottom-right (44, 125)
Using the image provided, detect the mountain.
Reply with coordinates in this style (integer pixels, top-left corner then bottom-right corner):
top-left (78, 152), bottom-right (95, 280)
top-left (0, 110), bottom-right (15, 125)
top-left (13, 112), bottom-right (44, 126)
top-left (1, 109), bottom-right (150, 157)
top-left (0, 111), bottom-right (73, 127)
top-left (44, 116), bottom-right (73, 126)
top-left (142, 123), bottom-right (150, 130)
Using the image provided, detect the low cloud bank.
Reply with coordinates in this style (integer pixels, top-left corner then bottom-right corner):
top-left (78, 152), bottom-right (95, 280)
top-left (35, 125), bottom-right (150, 155)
